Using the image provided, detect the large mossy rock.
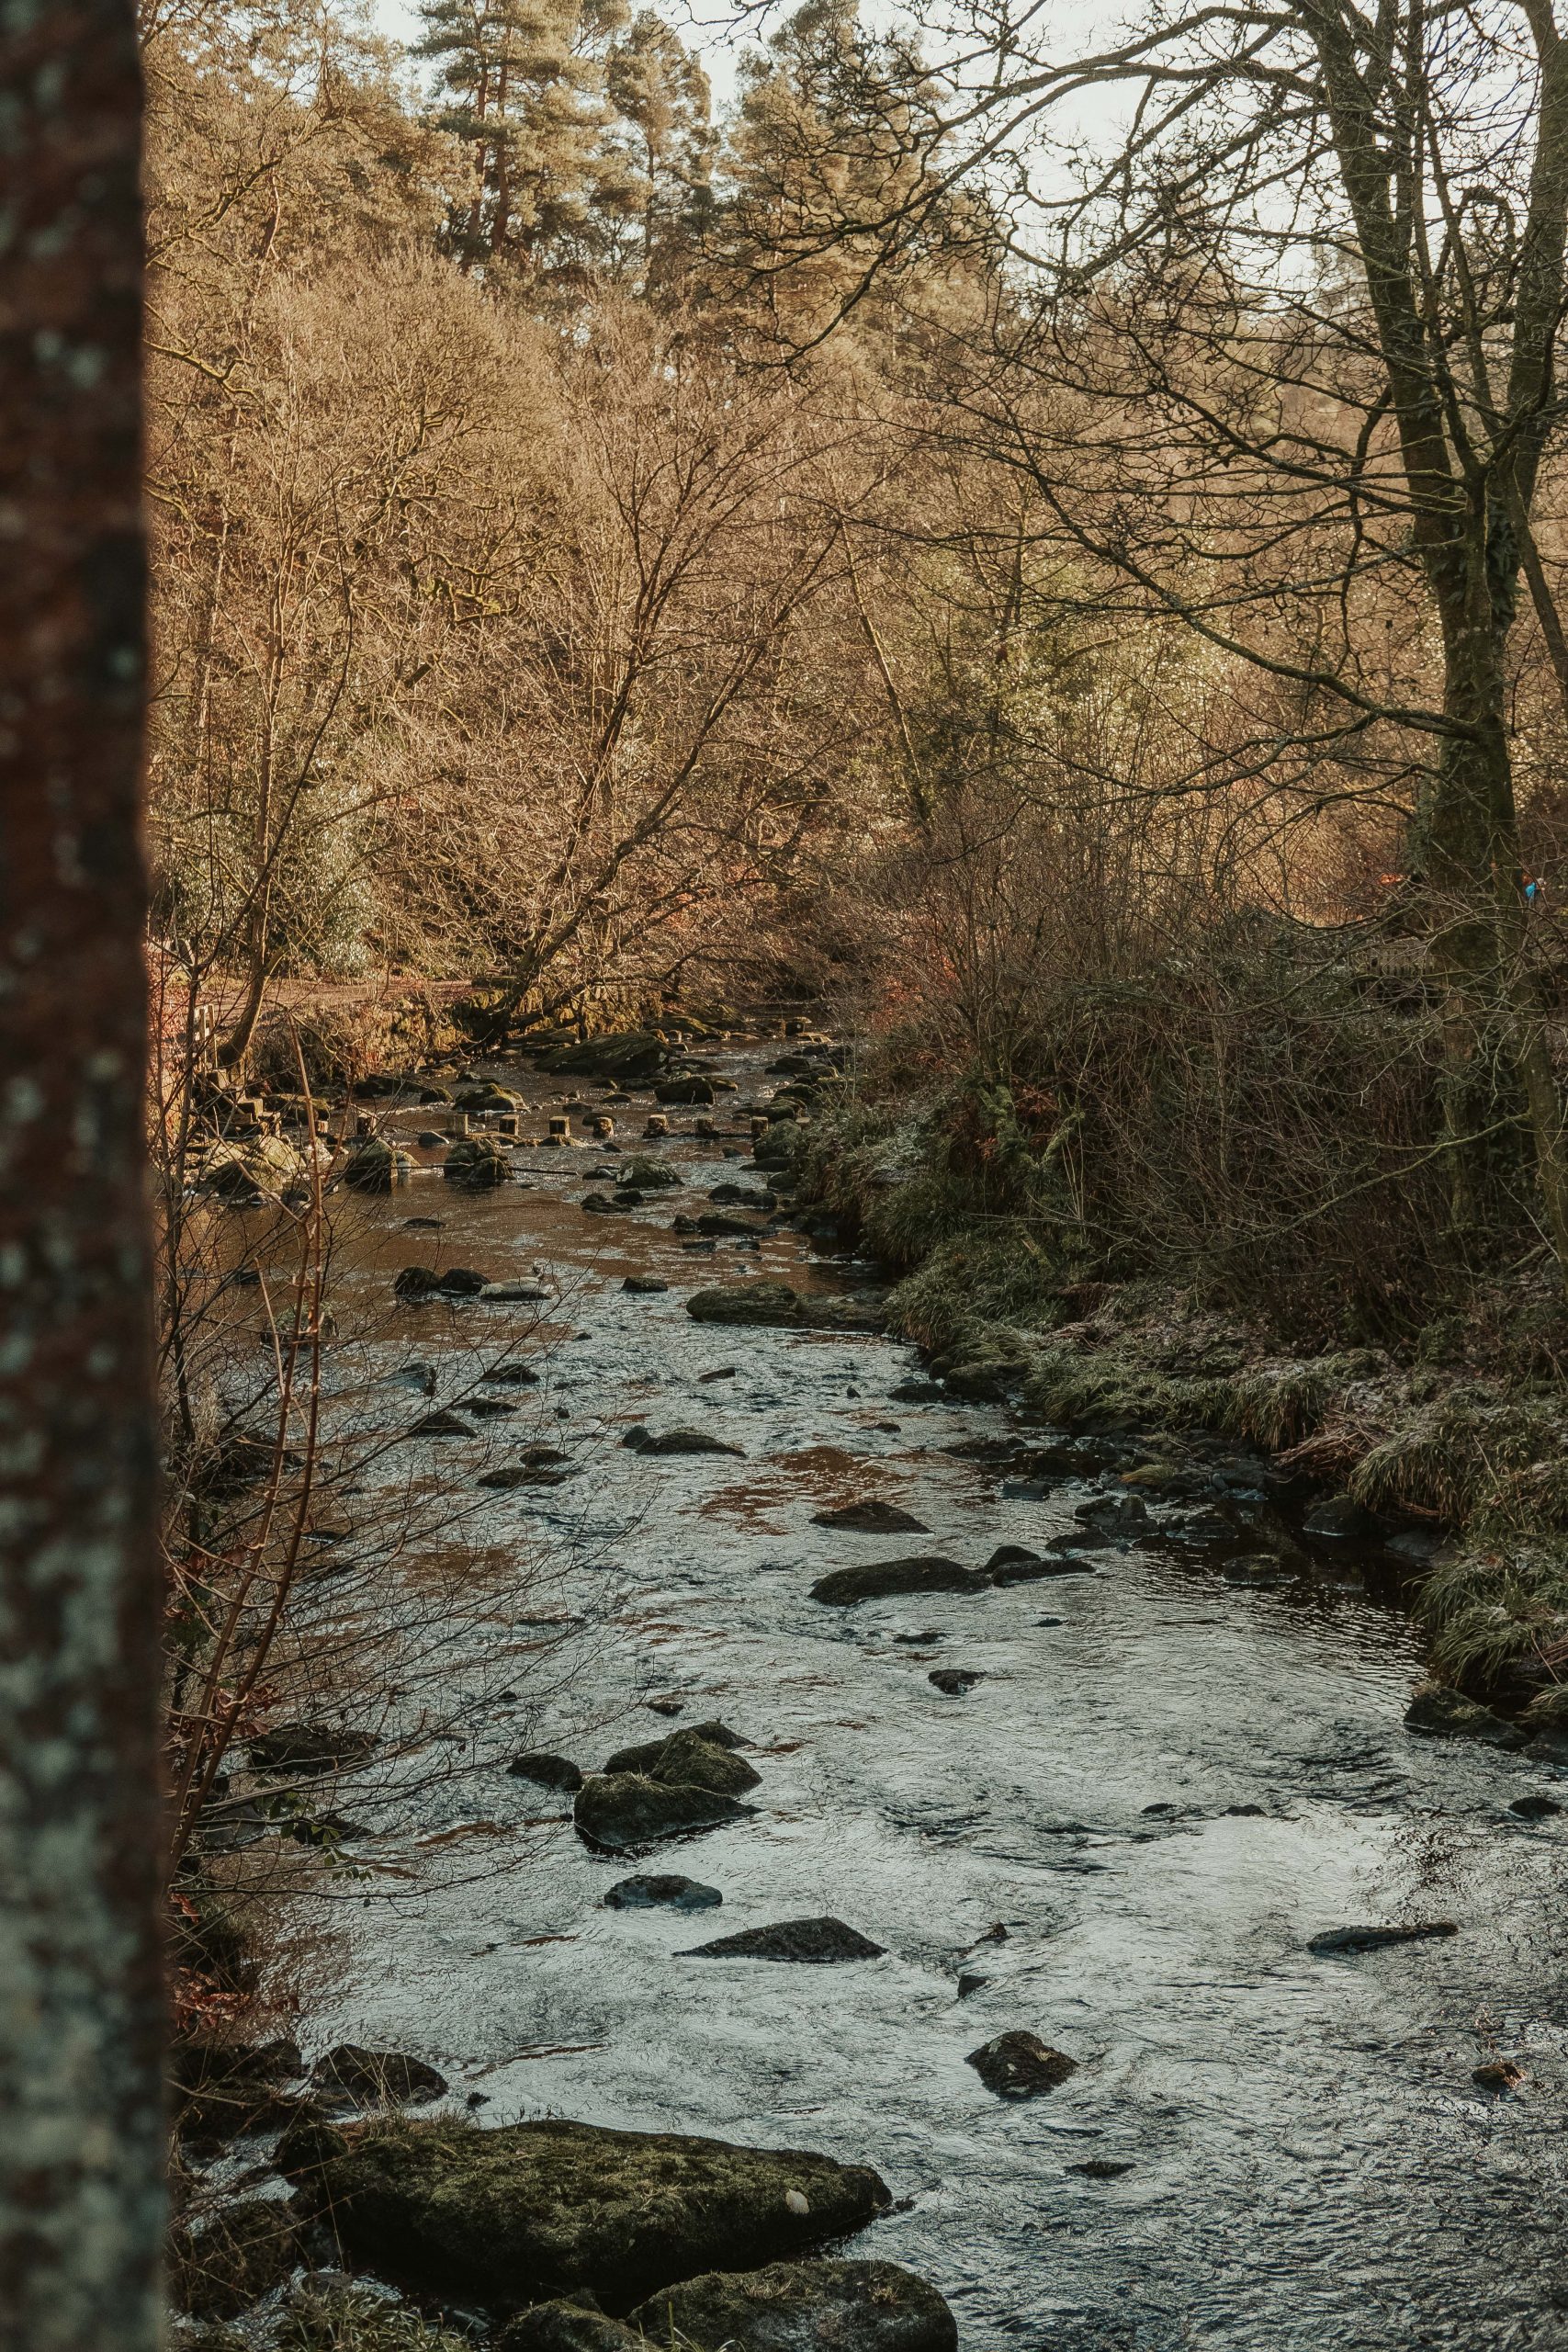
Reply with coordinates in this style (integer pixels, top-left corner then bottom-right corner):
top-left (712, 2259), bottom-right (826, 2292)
top-left (573, 1772), bottom-right (752, 1852)
top-left (199, 1135), bottom-right (302, 1202)
top-left (444, 1136), bottom-right (513, 1189)
top-left (344, 1137), bottom-right (414, 1193)
top-left (628, 2258), bottom-right (957, 2352)
top-left (604, 1724), bottom-right (753, 1787)
top-left (1404, 1682), bottom-right (1526, 1749)
top-left (288, 2116), bottom-right (890, 2312)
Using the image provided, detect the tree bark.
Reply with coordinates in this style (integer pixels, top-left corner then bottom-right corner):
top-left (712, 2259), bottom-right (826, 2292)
top-left (0, 2), bottom-right (164, 2347)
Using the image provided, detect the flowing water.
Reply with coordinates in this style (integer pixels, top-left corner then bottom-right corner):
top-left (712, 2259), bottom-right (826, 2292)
top-left (290, 1038), bottom-right (1568, 2350)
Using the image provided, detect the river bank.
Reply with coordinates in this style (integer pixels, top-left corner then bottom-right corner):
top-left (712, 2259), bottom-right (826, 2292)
top-left (173, 1026), bottom-right (1568, 2352)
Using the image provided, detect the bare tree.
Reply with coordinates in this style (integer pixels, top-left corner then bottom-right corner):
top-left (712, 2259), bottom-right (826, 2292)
top-left (748, 0), bottom-right (1568, 1278)
top-left (0, 1), bottom-right (164, 2346)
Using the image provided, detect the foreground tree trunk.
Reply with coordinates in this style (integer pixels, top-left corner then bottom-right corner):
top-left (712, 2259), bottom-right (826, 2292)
top-left (0, 3), bottom-right (164, 2346)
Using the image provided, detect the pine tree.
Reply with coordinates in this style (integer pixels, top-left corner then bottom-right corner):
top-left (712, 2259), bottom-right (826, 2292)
top-left (603, 11), bottom-right (715, 289)
top-left (416, 0), bottom-right (628, 274)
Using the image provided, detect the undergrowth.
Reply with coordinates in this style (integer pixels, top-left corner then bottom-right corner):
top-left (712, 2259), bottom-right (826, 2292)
top-left (788, 1067), bottom-right (1568, 1695)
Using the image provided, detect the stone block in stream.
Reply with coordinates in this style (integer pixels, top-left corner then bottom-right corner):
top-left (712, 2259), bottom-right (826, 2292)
top-left (574, 1772), bottom-right (754, 1853)
top-left (812, 1500), bottom-right (931, 1534)
top-left (622, 1275), bottom-right (668, 1295)
top-left (621, 2258), bottom-right (958, 2352)
top-left (280, 2114), bottom-right (890, 2311)
top-left (809, 1555), bottom-right (980, 1606)
top-left (929, 1668), bottom-right (983, 1695)
top-left (1307, 1920), bottom-right (1459, 1956)
top-left (1404, 1683), bottom-right (1528, 1749)
top-left (681, 1917), bottom-right (886, 1962)
top-left (604, 1873), bottom-right (722, 1912)
top-left (965, 2031), bottom-right (1078, 2099)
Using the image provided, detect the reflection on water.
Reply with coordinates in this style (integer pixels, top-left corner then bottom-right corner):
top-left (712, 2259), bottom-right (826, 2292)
top-left (296, 1043), bottom-right (1568, 2350)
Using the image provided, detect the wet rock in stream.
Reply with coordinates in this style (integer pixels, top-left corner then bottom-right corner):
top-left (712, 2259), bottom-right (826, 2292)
top-left (681, 1917), bottom-right (886, 1963)
top-left (965, 2032), bottom-right (1079, 2099)
top-left (602, 1728), bottom-right (761, 1799)
top-left (622, 1275), bottom-right (668, 1295)
top-left (507, 1751), bottom-right (584, 1792)
top-left (812, 1500), bottom-right (931, 1534)
top-left (603, 1873), bottom-right (722, 1912)
top-left (1307, 1921), bottom-right (1460, 1955)
top-left (574, 1773), bottom-right (754, 1852)
top-left (624, 2258), bottom-right (957, 2352)
top-left (1404, 1683), bottom-right (1528, 1749)
top-left (929, 1668), bottom-right (983, 1695)
top-left (311, 2043), bottom-right (448, 2108)
top-left (283, 2115), bottom-right (890, 2311)
top-left (686, 1280), bottom-right (882, 1334)
top-left (619, 1425), bottom-right (743, 1457)
top-left (809, 1556), bottom-right (979, 1606)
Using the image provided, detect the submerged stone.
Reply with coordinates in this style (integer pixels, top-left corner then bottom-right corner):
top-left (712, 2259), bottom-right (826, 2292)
top-left (284, 2114), bottom-right (890, 2311)
top-left (626, 2259), bottom-right (956, 2352)
top-left (681, 1917), bottom-right (886, 1963)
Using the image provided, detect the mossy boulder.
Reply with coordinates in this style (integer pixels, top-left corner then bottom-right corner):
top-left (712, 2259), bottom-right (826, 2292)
top-left (454, 1082), bottom-right (525, 1114)
top-left (627, 2259), bottom-right (957, 2352)
top-left (640, 1730), bottom-right (761, 1799)
top-left (1404, 1683), bottom-right (1527, 1749)
top-left (604, 1720), bottom-right (749, 1776)
top-left (200, 1135), bottom-right (302, 1202)
top-left (344, 1138), bottom-right (415, 1193)
top-left (573, 1772), bottom-right (753, 1852)
top-left (444, 1136), bottom-right (513, 1189)
top-left (288, 2115), bottom-right (890, 2312)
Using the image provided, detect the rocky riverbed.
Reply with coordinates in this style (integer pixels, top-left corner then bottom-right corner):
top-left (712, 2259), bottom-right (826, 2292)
top-left (185, 1033), bottom-right (1568, 2350)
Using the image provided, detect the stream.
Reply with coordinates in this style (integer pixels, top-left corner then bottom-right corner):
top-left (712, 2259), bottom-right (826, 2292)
top-left (284, 1035), bottom-right (1568, 2351)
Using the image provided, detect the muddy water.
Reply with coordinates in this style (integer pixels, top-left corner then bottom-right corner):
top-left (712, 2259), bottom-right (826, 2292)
top-left (304, 1043), bottom-right (1568, 2351)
